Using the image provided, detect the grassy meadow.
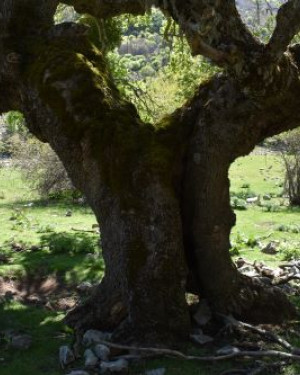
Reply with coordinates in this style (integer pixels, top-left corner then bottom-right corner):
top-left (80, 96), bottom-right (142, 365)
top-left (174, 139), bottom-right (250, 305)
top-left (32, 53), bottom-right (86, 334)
top-left (0, 149), bottom-right (299, 375)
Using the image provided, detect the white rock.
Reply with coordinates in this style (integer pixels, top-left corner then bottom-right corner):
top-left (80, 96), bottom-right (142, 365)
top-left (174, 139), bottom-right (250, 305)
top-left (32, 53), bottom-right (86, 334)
top-left (84, 348), bottom-right (99, 367)
top-left (83, 330), bottom-right (112, 346)
top-left (10, 334), bottom-right (32, 349)
top-left (94, 344), bottom-right (110, 361)
top-left (100, 358), bottom-right (128, 373)
top-left (217, 346), bottom-right (240, 356)
top-left (192, 299), bottom-right (212, 326)
top-left (145, 368), bottom-right (166, 375)
top-left (59, 345), bottom-right (75, 368)
top-left (190, 329), bottom-right (214, 345)
top-left (238, 265), bottom-right (259, 277)
top-left (261, 241), bottom-right (279, 255)
top-left (246, 196), bottom-right (258, 204)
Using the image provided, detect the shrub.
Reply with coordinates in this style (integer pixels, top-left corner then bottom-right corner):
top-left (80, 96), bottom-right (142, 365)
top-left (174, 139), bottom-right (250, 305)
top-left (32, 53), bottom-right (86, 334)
top-left (10, 136), bottom-right (75, 198)
top-left (230, 232), bottom-right (259, 255)
top-left (230, 188), bottom-right (257, 200)
top-left (280, 244), bottom-right (300, 261)
top-left (231, 197), bottom-right (247, 210)
top-left (277, 224), bottom-right (300, 233)
top-left (40, 232), bottom-right (98, 254)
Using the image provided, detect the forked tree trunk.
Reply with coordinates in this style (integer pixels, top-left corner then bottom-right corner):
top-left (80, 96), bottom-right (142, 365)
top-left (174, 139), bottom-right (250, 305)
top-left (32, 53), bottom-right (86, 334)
top-left (1, 2), bottom-right (299, 346)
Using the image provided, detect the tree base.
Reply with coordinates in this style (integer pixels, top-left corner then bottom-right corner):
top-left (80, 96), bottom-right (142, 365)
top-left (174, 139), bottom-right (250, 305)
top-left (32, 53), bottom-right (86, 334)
top-left (65, 274), bottom-right (298, 348)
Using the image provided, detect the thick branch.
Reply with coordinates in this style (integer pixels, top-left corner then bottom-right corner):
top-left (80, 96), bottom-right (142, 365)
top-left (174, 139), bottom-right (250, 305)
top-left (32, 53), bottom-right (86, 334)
top-left (267, 0), bottom-right (300, 62)
top-left (63, 0), bottom-right (148, 18)
top-left (64, 0), bottom-right (259, 70)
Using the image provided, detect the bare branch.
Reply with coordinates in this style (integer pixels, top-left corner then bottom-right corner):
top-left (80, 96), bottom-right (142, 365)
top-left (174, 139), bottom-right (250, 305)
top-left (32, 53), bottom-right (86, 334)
top-left (93, 339), bottom-right (300, 362)
top-left (267, 0), bottom-right (300, 61)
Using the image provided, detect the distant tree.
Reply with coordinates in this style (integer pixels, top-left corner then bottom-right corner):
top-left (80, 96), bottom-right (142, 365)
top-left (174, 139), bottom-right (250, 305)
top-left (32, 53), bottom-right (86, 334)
top-left (1, 0), bottom-right (299, 345)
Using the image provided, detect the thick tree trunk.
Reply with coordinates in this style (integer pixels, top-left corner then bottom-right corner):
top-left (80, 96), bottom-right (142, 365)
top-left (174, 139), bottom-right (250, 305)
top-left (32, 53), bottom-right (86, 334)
top-left (1, 1), bottom-right (299, 346)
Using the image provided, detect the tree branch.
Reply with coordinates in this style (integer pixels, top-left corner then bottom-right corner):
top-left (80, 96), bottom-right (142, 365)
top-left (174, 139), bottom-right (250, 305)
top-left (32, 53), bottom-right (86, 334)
top-left (267, 0), bottom-right (300, 62)
top-left (63, 0), bottom-right (148, 18)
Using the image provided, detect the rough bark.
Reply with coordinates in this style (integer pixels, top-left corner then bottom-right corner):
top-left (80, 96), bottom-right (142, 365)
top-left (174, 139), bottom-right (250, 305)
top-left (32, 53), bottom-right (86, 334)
top-left (182, 75), bottom-right (300, 322)
top-left (1, 0), bottom-right (300, 346)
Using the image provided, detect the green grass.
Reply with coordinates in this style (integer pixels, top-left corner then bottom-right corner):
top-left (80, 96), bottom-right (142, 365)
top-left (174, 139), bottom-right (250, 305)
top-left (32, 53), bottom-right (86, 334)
top-left (0, 300), bottom-right (70, 375)
top-left (0, 150), bottom-right (300, 375)
top-left (229, 152), bottom-right (300, 265)
top-left (0, 167), bottom-right (103, 283)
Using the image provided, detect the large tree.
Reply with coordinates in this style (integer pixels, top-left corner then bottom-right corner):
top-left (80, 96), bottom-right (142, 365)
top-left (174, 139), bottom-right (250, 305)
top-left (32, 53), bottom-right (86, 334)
top-left (1, 0), bottom-right (300, 345)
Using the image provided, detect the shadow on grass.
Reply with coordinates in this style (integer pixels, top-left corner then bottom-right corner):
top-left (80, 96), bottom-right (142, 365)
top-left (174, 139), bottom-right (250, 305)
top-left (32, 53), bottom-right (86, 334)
top-left (0, 298), bottom-right (71, 375)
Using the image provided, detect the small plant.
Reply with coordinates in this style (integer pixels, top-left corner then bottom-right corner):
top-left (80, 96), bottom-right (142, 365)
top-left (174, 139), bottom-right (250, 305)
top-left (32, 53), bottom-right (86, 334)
top-left (10, 208), bottom-right (32, 231)
top-left (231, 188), bottom-right (257, 200)
top-left (280, 243), bottom-right (300, 261)
top-left (262, 203), bottom-right (280, 212)
top-left (231, 197), bottom-right (247, 210)
top-left (241, 182), bottom-right (250, 189)
top-left (277, 224), bottom-right (300, 233)
top-left (36, 224), bottom-right (55, 233)
top-left (230, 232), bottom-right (259, 255)
top-left (40, 232), bottom-right (98, 254)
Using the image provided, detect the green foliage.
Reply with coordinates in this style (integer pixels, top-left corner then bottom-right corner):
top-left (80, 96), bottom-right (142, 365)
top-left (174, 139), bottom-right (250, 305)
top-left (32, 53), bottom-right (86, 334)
top-left (277, 224), bottom-right (300, 234)
top-left (230, 232), bottom-right (260, 255)
top-left (79, 15), bottom-right (122, 52)
top-left (10, 208), bottom-right (32, 231)
top-left (281, 243), bottom-right (300, 261)
top-left (231, 188), bottom-right (257, 199)
top-left (10, 136), bottom-right (74, 198)
top-left (4, 111), bottom-right (27, 137)
top-left (231, 197), bottom-right (247, 211)
top-left (106, 9), bottom-right (217, 123)
top-left (0, 111), bottom-right (28, 154)
top-left (40, 232), bottom-right (98, 254)
top-left (262, 202), bottom-right (280, 212)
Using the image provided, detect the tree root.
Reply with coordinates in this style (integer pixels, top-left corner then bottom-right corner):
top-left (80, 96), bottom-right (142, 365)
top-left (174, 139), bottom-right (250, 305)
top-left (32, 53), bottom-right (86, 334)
top-left (65, 278), bottom-right (127, 332)
top-left (220, 314), bottom-right (293, 351)
top-left (90, 339), bottom-right (300, 362)
top-left (227, 275), bottom-right (298, 324)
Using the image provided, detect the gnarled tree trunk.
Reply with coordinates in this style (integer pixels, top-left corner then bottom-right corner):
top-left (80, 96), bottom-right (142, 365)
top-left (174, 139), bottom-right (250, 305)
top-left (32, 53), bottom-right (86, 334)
top-left (1, 0), bottom-right (299, 346)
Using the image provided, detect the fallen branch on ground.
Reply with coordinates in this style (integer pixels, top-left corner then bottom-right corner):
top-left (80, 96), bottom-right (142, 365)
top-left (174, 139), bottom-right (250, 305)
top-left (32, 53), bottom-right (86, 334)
top-left (96, 340), bottom-right (300, 362)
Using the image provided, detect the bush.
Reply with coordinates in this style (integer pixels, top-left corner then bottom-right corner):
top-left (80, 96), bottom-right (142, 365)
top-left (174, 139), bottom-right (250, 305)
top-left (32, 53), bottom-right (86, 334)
top-left (280, 244), bottom-right (300, 261)
top-left (230, 188), bottom-right (257, 199)
top-left (231, 197), bottom-right (247, 210)
top-left (40, 232), bottom-right (98, 254)
top-left (9, 136), bottom-right (75, 198)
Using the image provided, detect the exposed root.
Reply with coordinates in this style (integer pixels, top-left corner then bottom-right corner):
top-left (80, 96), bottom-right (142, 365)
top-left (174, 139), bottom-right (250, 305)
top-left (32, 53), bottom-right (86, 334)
top-left (87, 339), bottom-right (300, 362)
top-left (65, 279), bottom-right (127, 332)
top-left (227, 275), bottom-right (298, 324)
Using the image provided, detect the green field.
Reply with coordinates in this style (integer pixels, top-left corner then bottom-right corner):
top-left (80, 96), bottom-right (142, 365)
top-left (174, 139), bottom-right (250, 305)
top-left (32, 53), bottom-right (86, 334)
top-left (0, 151), bottom-right (299, 375)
